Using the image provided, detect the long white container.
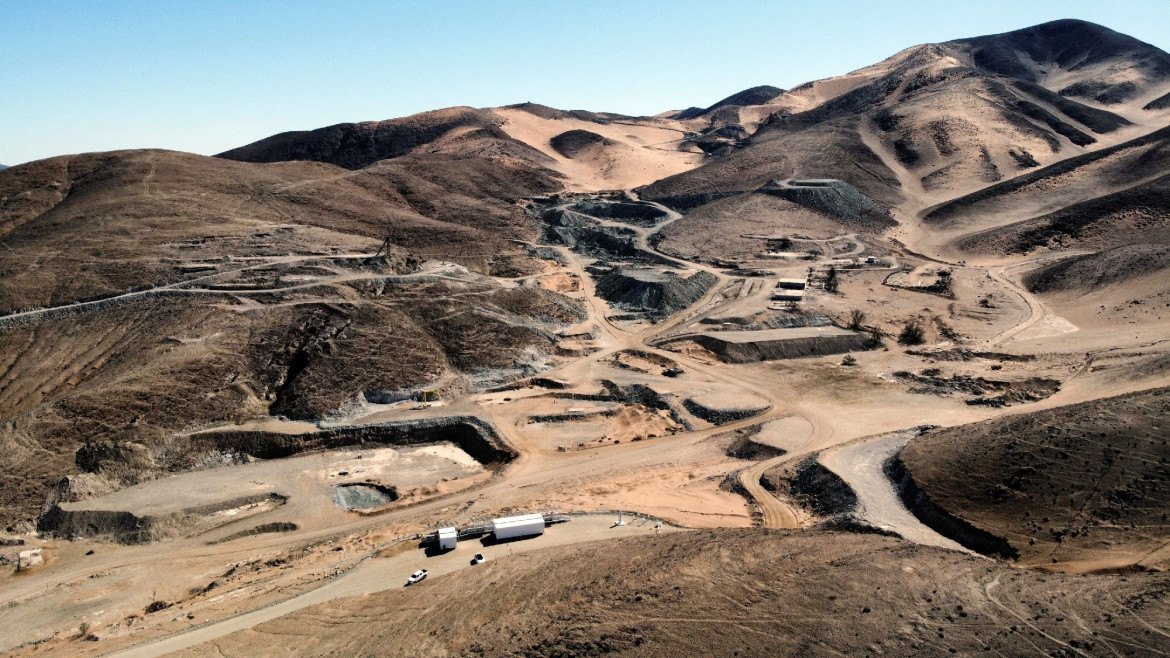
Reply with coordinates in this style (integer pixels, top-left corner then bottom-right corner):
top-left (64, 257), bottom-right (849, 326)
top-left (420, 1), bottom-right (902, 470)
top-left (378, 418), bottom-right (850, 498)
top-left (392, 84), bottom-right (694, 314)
top-left (492, 513), bottom-right (545, 540)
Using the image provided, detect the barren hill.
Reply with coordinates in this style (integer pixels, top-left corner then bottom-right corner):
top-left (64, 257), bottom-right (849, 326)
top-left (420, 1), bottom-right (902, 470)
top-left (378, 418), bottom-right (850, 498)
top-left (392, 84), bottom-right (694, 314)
top-left (640, 19), bottom-right (1170, 224)
top-left (222, 103), bottom-right (703, 192)
top-left (0, 149), bottom-right (562, 311)
top-left (899, 387), bottom-right (1170, 570)
top-left (956, 18), bottom-right (1170, 105)
top-left (217, 107), bottom-right (555, 171)
top-left (952, 172), bottom-right (1170, 255)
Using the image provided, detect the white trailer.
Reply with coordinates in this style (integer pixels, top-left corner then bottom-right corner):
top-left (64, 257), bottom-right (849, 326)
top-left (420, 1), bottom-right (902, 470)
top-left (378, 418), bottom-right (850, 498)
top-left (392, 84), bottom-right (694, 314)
top-left (492, 513), bottom-right (545, 540)
top-left (437, 527), bottom-right (457, 550)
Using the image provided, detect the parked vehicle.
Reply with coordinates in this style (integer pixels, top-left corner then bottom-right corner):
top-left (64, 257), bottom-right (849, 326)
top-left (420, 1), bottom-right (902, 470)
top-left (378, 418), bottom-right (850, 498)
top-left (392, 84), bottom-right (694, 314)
top-left (471, 553), bottom-right (486, 565)
top-left (406, 569), bottom-right (428, 585)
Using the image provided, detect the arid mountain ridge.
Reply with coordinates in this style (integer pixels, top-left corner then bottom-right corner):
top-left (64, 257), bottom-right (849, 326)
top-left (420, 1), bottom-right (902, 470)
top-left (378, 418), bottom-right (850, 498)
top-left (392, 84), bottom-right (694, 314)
top-left (1, 15), bottom-right (1167, 527)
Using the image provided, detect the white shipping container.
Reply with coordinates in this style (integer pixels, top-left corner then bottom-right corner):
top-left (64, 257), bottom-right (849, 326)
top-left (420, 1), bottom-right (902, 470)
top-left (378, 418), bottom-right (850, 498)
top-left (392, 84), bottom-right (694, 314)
top-left (492, 513), bottom-right (545, 540)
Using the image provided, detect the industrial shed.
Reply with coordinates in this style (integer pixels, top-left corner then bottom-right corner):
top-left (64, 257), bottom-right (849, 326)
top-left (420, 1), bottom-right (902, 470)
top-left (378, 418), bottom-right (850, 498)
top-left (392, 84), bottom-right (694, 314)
top-left (492, 513), bottom-right (545, 540)
top-left (772, 289), bottom-right (804, 301)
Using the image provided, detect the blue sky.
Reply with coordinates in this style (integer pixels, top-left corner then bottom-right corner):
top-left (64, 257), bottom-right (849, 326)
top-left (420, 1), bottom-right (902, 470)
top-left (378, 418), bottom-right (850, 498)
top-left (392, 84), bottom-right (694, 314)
top-left (3, 0), bottom-right (1169, 165)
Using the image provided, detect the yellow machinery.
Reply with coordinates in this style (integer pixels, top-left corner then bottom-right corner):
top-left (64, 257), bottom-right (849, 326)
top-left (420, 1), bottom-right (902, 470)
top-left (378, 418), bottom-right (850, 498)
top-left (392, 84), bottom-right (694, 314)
top-left (417, 390), bottom-right (443, 409)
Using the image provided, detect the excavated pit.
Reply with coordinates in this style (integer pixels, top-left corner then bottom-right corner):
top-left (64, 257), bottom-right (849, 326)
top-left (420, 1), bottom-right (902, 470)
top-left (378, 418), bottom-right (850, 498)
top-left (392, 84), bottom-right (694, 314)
top-left (335, 482), bottom-right (400, 510)
top-left (539, 208), bottom-right (670, 264)
top-left (43, 417), bottom-right (512, 543)
top-left (75, 416), bottom-right (515, 477)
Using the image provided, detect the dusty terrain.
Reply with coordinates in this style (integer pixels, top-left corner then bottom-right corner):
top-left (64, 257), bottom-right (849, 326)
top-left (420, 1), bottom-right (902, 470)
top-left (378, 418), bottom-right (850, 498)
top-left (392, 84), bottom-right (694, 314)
top-left (181, 530), bottom-right (1170, 657)
top-left (1, 17), bottom-right (1169, 656)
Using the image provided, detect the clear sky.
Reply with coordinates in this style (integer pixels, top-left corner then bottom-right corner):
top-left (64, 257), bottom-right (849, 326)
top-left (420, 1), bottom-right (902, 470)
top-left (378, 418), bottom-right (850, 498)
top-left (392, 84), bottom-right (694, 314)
top-left (3, 0), bottom-right (1170, 166)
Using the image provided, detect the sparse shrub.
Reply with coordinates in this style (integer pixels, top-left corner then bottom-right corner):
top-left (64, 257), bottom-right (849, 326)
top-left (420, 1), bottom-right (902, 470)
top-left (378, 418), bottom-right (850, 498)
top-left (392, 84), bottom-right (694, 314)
top-left (898, 321), bottom-right (926, 345)
top-left (825, 265), bottom-right (839, 293)
top-left (867, 326), bottom-right (884, 348)
top-left (848, 309), bottom-right (866, 330)
top-left (145, 600), bottom-right (171, 614)
top-left (841, 355), bottom-right (858, 366)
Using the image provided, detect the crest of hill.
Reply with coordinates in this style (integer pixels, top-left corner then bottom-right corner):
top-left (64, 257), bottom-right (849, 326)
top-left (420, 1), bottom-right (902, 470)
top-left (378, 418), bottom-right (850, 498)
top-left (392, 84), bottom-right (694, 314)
top-left (504, 102), bottom-right (635, 124)
top-left (900, 387), bottom-right (1170, 569)
top-left (673, 84), bottom-right (784, 119)
top-left (217, 106), bottom-right (557, 170)
top-left (1023, 244), bottom-right (1170, 293)
top-left (954, 18), bottom-right (1170, 104)
top-left (640, 20), bottom-right (1170, 214)
top-left (220, 102), bottom-right (702, 192)
top-left (1148, 90), bottom-right (1170, 110)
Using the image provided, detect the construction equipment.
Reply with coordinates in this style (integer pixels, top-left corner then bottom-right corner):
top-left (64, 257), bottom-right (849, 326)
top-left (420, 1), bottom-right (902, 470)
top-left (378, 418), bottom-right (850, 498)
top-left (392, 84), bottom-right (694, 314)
top-left (416, 389), bottom-right (443, 409)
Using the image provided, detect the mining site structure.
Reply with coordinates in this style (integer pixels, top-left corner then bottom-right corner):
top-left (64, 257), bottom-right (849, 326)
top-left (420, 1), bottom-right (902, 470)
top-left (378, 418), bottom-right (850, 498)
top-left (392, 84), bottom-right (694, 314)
top-left (365, 235), bottom-right (393, 264)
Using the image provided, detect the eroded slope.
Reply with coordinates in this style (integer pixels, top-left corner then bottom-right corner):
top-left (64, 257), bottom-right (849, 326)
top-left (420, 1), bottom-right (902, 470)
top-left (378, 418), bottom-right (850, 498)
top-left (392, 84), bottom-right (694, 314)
top-left (900, 387), bottom-right (1170, 570)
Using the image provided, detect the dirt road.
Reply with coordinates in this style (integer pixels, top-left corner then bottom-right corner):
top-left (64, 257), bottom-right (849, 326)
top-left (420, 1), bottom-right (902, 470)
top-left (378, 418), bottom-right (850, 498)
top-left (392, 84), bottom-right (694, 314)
top-left (819, 431), bottom-right (970, 552)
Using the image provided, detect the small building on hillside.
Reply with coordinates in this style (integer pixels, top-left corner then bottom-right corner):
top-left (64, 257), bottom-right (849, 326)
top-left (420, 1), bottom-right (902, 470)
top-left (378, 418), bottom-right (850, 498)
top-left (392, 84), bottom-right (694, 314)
top-left (777, 278), bottom-right (806, 290)
top-left (492, 513), bottom-right (545, 541)
top-left (437, 527), bottom-right (457, 551)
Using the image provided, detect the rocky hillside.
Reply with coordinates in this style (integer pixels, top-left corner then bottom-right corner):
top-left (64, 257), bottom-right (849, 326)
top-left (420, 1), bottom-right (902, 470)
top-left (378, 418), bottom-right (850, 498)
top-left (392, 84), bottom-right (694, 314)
top-left (0, 144), bottom-right (581, 527)
top-left (899, 387), bottom-right (1170, 570)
